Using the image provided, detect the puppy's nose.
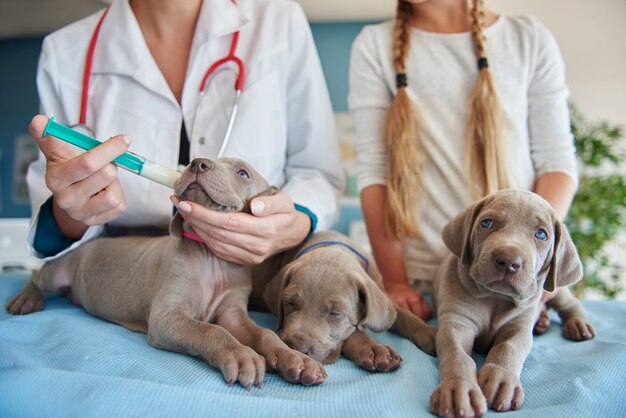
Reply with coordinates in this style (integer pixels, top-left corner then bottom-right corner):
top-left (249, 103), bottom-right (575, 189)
top-left (189, 158), bottom-right (213, 174)
top-left (494, 247), bottom-right (524, 274)
top-left (283, 333), bottom-right (313, 354)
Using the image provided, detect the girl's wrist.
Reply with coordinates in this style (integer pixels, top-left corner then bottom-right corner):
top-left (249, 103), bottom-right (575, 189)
top-left (383, 276), bottom-right (411, 290)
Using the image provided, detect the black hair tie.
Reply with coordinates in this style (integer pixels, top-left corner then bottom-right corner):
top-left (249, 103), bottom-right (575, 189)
top-left (396, 73), bottom-right (408, 89)
top-left (477, 57), bottom-right (489, 70)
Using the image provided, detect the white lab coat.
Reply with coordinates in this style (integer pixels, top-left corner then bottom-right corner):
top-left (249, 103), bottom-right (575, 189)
top-left (27, 0), bottom-right (345, 259)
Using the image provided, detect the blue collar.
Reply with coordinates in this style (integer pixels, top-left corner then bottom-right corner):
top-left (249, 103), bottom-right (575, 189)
top-left (294, 241), bottom-right (370, 273)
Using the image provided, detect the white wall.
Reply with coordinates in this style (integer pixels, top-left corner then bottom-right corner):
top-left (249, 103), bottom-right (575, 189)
top-left (298, 0), bottom-right (626, 128)
top-left (496, 0), bottom-right (626, 128)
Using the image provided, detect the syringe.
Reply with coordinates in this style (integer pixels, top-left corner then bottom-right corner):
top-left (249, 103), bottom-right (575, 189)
top-left (43, 117), bottom-right (181, 189)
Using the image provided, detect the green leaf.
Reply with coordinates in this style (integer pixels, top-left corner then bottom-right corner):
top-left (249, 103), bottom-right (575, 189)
top-left (566, 103), bottom-right (626, 299)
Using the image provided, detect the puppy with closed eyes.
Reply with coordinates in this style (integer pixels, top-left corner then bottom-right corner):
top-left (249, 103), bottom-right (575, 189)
top-left (7, 157), bottom-right (327, 388)
top-left (429, 190), bottom-right (594, 418)
top-left (252, 230), bottom-right (437, 372)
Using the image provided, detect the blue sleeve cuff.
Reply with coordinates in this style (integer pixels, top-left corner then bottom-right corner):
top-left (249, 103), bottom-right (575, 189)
top-left (33, 197), bottom-right (77, 257)
top-left (294, 203), bottom-right (317, 240)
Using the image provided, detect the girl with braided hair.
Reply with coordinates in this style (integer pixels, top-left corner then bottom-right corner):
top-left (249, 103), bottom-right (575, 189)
top-left (349, 0), bottom-right (578, 319)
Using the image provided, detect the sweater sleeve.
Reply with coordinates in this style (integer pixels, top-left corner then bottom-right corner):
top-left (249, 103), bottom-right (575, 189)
top-left (527, 18), bottom-right (578, 186)
top-left (348, 26), bottom-right (393, 193)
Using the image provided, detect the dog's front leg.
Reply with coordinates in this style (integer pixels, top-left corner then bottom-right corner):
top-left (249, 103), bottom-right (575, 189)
top-left (217, 308), bottom-right (327, 385)
top-left (147, 305), bottom-right (265, 389)
top-left (391, 307), bottom-right (437, 356)
top-left (477, 324), bottom-right (532, 412)
top-left (547, 287), bottom-right (595, 341)
top-left (430, 322), bottom-right (487, 418)
top-left (342, 329), bottom-right (402, 372)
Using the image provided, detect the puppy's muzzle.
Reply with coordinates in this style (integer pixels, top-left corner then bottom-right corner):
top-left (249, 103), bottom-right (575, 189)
top-left (493, 245), bottom-right (524, 275)
top-left (281, 330), bottom-right (336, 362)
top-left (189, 158), bottom-right (213, 174)
top-left (282, 332), bottom-right (314, 355)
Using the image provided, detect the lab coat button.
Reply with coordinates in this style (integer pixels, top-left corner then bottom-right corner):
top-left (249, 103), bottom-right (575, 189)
top-left (199, 137), bottom-right (206, 144)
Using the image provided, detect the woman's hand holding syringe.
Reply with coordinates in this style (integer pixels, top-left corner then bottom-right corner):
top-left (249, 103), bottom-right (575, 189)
top-left (29, 115), bottom-right (180, 239)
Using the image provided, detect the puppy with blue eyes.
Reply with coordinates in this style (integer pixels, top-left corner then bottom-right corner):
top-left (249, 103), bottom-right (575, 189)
top-left (429, 190), bottom-right (594, 418)
top-left (7, 158), bottom-right (327, 389)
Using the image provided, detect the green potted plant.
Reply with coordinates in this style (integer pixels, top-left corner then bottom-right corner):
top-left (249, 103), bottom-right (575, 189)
top-left (566, 105), bottom-right (626, 299)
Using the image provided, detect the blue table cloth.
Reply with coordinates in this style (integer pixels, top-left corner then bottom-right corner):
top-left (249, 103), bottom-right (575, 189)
top-left (1, 273), bottom-right (624, 417)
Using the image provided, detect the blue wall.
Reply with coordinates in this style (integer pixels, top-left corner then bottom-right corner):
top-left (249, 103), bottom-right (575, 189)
top-left (310, 22), bottom-right (369, 112)
top-left (0, 22), bottom-right (372, 229)
top-left (0, 37), bottom-right (42, 218)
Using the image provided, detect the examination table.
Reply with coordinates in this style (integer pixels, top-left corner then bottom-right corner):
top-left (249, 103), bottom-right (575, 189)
top-left (1, 273), bottom-right (625, 417)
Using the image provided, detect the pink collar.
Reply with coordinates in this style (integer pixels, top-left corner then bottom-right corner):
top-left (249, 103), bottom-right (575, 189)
top-left (182, 230), bottom-right (206, 244)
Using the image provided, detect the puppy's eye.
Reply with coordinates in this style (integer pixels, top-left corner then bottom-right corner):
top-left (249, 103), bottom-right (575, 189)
top-left (480, 218), bottom-right (494, 229)
top-left (283, 296), bottom-right (297, 309)
top-left (327, 303), bottom-right (346, 318)
top-left (237, 169), bottom-right (250, 179)
top-left (534, 228), bottom-right (548, 241)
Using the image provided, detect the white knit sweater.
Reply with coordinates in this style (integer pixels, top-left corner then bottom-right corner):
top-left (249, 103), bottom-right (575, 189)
top-left (348, 15), bottom-right (578, 282)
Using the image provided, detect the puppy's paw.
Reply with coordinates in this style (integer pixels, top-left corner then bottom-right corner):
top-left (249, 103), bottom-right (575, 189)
top-left (477, 364), bottom-right (524, 412)
top-left (430, 378), bottom-right (487, 418)
top-left (6, 284), bottom-right (44, 315)
top-left (562, 317), bottom-right (596, 341)
top-left (533, 308), bottom-right (551, 335)
top-left (268, 347), bottom-right (327, 386)
top-left (217, 345), bottom-right (266, 389)
top-left (350, 341), bottom-right (402, 372)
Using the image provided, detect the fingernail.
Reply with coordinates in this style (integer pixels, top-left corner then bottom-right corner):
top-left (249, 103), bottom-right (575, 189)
top-left (121, 135), bottom-right (131, 145)
top-left (251, 201), bottom-right (265, 214)
top-left (178, 201), bottom-right (192, 213)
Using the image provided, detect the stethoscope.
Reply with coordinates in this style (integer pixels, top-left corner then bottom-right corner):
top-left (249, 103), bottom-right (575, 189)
top-left (75, 1), bottom-right (245, 158)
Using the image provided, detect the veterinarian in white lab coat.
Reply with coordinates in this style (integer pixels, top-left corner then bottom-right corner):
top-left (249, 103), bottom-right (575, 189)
top-left (26, 0), bottom-right (344, 264)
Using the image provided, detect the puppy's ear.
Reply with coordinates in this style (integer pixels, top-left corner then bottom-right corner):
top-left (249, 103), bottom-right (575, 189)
top-left (442, 196), bottom-right (489, 266)
top-left (169, 211), bottom-right (184, 238)
top-left (343, 239), bottom-right (386, 290)
top-left (356, 274), bottom-right (397, 332)
top-left (544, 219), bottom-right (583, 292)
top-left (244, 186), bottom-right (279, 213)
top-left (263, 263), bottom-right (293, 330)
top-left (363, 257), bottom-right (386, 289)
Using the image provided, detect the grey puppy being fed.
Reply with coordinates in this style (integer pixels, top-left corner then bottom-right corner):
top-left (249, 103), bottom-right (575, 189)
top-left (252, 230), bottom-right (437, 372)
top-left (7, 157), bottom-right (327, 388)
top-left (429, 190), bottom-right (595, 418)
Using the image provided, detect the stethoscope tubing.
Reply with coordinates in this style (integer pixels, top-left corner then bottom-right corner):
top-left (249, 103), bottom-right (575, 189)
top-left (80, 6), bottom-right (110, 126)
top-left (218, 90), bottom-right (242, 158)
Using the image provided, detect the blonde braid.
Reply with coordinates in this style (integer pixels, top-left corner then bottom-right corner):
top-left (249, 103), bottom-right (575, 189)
top-left (384, 0), bottom-right (423, 238)
top-left (467, 0), bottom-right (510, 198)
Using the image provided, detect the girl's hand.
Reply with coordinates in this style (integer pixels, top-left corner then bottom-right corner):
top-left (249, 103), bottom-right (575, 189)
top-left (171, 192), bottom-right (311, 265)
top-left (386, 282), bottom-right (433, 320)
top-left (30, 115), bottom-right (129, 238)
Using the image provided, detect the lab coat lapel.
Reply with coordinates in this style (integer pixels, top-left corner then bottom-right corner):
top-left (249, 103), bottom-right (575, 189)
top-left (194, 0), bottom-right (248, 43)
top-left (90, 0), bottom-right (177, 105)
